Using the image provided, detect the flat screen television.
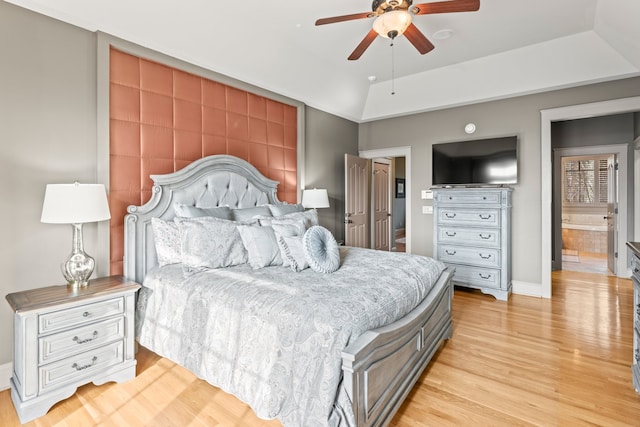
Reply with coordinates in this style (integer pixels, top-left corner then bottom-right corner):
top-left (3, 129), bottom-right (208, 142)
top-left (432, 136), bottom-right (518, 186)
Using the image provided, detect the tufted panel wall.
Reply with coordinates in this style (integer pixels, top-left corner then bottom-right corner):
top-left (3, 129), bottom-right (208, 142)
top-left (109, 48), bottom-right (298, 274)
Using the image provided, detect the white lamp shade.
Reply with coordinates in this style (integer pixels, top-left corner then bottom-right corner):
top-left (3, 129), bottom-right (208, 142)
top-left (41, 183), bottom-right (111, 224)
top-left (373, 10), bottom-right (412, 39)
top-left (302, 189), bottom-right (330, 209)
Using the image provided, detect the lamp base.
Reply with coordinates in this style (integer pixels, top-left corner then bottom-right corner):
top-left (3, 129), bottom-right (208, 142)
top-left (62, 223), bottom-right (95, 288)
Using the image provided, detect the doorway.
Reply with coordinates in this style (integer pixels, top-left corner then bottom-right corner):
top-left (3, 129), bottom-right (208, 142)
top-left (541, 96), bottom-right (640, 298)
top-left (358, 146), bottom-right (412, 253)
top-left (555, 151), bottom-right (617, 275)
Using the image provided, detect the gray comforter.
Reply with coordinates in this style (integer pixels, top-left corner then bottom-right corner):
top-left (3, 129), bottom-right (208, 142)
top-left (136, 246), bottom-right (445, 426)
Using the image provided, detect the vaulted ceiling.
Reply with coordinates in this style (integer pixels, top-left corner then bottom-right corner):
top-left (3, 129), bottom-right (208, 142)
top-left (7, 0), bottom-right (640, 122)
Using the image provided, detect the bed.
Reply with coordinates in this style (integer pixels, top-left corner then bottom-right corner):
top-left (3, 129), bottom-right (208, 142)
top-left (123, 154), bottom-right (454, 427)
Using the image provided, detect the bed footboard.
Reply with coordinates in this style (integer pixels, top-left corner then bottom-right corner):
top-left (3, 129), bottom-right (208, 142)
top-left (341, 267), bottom-right (454, 427)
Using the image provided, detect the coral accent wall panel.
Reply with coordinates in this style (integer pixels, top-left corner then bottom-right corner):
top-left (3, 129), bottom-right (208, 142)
top-left (109, 48), bottom-right (298, 274)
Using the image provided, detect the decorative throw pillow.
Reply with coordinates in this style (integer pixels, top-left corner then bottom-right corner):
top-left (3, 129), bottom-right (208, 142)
top-left (303, 225), bottom-right (341, 273)
top-left (278, 234), bottom-right (309, 272)
top-left (271, 220), bottom-right (307, 268)
top-left (176, 217), bottom-right (248, 271)
top-left (174, 203), bottom-right (231, 219)
top-left (151, 217), bottom-right (182, 266)
top-left (231, 205), bottom-right (272, 222)
top-left (277, 209), bottom-right (319, 229)
top-left (237, 224), bottom-right (283, 269)
top-left (268, 203), bottom-right (305, 217)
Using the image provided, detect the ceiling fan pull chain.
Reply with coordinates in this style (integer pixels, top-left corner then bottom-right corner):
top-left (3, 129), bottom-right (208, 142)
top-left (391, 40), bottom-right (396, 95)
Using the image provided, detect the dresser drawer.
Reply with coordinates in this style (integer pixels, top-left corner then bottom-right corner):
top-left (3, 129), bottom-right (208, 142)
top-left (437, 226), bottom-right (500, 247)
top-left (437, 208), bottom-right (500, 227)
top-left (434, 191), bottom-right (503, 205)
top-left (438, 245), bottom-right (500, 268)
top-left (39, 297), bottom-right (124, 335)
top-left (631, 254), bottom-right (640, 282)
top-left (451, 264), bottom-right (502, 290)
top-left (39, 316), bottom-right (125, 364)
top-left (39, 340), bottom-right (124, 393)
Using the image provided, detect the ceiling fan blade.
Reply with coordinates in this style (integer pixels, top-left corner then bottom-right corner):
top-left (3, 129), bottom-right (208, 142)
top-left (348, 29), bottom-right (379, 60)
top-left (315, 12), bottom-right (372, 26)
top-left (404, 23), bottom-right (435, 55)
top-left (412, 0), bottom-right (480, 15)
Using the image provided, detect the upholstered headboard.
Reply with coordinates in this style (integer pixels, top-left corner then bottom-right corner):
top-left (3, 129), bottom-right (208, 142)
top-left (123, 154), bottom-right (283, 284)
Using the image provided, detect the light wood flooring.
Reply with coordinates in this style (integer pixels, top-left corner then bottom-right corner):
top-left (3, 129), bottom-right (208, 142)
top-left (1, 270), bottom-right (639, 426)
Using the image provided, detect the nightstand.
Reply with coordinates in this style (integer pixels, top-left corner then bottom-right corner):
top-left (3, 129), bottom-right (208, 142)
top-left (5, 275), bottom-right (140, 424)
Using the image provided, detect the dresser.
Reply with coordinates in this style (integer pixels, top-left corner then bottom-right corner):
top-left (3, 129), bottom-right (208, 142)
top-left (432, 187), bottom-right (512, 300)
top-left (5, 276), bottom-right (140, 424)
top-left (628, 242), bottom-right (640, 394)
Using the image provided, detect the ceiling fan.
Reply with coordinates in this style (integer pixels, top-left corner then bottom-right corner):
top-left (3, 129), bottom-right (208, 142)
top-left (315, 0), bottom-right (480, 60)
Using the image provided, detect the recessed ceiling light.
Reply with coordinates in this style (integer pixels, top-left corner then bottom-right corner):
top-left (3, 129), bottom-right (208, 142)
top-left (464, 123), bottom-right (476, 134)
top-left (432, 29), bottom-right (454, 40)
top-left (368, 75), bottom-right (377, 82)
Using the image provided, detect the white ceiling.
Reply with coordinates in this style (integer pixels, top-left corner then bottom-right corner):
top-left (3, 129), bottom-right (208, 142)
top-left (7, 0), bottom-right (640, 122)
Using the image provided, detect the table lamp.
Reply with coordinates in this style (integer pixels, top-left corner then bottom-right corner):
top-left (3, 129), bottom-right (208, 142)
top-left (40, 182), bottom-right (111, 288)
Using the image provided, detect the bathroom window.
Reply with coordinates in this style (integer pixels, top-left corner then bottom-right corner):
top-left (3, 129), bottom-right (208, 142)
top-left (562, 155), bottom-right (610, 206)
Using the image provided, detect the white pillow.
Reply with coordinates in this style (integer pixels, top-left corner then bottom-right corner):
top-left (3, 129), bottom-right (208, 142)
top-left (278, 234), bottom-right (308, 272)
top-left (268, 203), bottom-right (305, 217)
top-left (174, 204), bottom-right (231, 219)
top-left (231, 206), bottom-right (272, 221)
top-left (237, 224), bottom-right (283, 269)
top-left (303, 226), bottom-right (340, 273)
top-left (271, 220), bottom-right (307, 268)
top-left (151, 217), bottom-right (182, 266)
top-left (278, 209), bottom-right (319, 229)
top-left (176, 217), bottom-right (248, 271)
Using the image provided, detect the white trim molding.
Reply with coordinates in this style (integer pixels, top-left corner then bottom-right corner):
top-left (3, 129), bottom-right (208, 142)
top-left (0, 361), bottom-right (12, 391)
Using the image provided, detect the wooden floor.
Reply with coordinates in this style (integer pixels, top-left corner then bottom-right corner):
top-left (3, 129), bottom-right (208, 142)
top-left (2, 270), bottom-right (639, 426)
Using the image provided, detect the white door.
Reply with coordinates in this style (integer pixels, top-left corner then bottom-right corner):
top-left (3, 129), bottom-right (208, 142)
top-left (606, 155), bottom-right (617, 274)
top-left (345, 154), bottom-right (370, 248)
top-left (373, 161), bottom-right (391, 251)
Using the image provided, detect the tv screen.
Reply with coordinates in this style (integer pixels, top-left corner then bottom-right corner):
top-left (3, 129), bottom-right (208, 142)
top-left (432, 136), bottom-right (518, 186)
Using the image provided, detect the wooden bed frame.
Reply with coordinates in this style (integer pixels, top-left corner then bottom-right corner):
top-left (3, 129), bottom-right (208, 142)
top-left (123, 154), bottom-right (454, 426)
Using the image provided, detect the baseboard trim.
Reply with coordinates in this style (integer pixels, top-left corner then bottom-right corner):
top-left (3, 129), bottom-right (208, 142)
top-left (512, 280), bottom-right (543, 298)
top-left (0, 362), bottom-right (12, 391)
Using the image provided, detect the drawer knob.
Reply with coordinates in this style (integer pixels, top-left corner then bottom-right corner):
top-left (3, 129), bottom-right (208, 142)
top-left (445, 213), bottom-right (456, 219)
top-left (479, 214), bottom-right (492, 220)
top-left (445, 231), bottom-right (457, 237)
top-left (445, 250), bottom-right (457, 256)
top-left (479, 233), bottom-right (491, 240)
top-left (82, 311), bottom-right (90, 318)
top-left (73, 331), bottom-right (98, 344)
top-left (479, 273), bottom-right (492, 280)
top-left (479, 253), bottom-right (492, 260)
top-left (72, 356), bottom-right (98, 371)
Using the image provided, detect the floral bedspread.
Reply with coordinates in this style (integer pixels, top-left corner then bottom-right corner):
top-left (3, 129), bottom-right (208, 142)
top-left (136, 246), bottom-right (445, 427)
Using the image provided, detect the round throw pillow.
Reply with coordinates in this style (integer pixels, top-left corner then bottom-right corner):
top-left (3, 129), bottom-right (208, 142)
top-left (302, 225), bottom-right (340, 273)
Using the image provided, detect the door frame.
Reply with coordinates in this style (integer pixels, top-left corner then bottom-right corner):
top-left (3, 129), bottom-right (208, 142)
top-left (541, 96), bottom-right (640, 298)
top-left (360, 146), bottom-right (412, 253)
top-left (552, 145), bottom-right (627, 275)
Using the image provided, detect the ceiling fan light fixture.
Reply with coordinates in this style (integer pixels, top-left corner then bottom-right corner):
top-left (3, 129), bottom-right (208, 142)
top-left (373, 10), bottom-right (412, 39)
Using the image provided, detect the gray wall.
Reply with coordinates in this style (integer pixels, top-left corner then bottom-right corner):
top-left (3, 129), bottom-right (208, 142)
top-left (0, 3), bottom-right (357, 368)
top-left (0, 1), bottom-right (101, 368)
top-left (305, 107), bottom-right (359, 242)
top-left (359, 77), bottom-right (640, 290)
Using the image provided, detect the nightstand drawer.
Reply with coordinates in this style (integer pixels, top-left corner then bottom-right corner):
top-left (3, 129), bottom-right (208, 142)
top-left (437, 208), bottom-right (500, 227)
top-left (39, 340), bottom-right (124, 393)
top-left (39, 297), bottom-right (124, 334)
top-left (437, 227), bottom-right (500, 247)
top-left (39, 316), bottom-right (125, 364)
top-left (438, 245), bottom-right (500, 268)
top-left (451, 265), bottom-right (502, 289)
